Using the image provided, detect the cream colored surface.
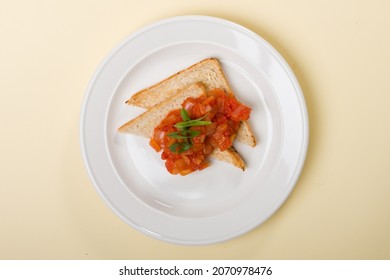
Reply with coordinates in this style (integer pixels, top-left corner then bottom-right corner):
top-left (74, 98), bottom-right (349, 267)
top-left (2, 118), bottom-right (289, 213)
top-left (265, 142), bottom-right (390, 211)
top-left (1, 0), bottom-right (389, 259)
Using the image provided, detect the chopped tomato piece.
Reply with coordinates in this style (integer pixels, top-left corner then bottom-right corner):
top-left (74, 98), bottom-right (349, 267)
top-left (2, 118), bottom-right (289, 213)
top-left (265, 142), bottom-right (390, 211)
top-left (230, 104), bottom-right (251, 121)
top-left (149, 138), bottom-right (161, 152)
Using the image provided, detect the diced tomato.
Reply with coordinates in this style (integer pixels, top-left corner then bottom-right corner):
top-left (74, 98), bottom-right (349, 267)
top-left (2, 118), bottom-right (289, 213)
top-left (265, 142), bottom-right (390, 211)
top-left (192, 134), bottom-right (206, 144)
top-left (205, 122), bottom-right (217, 136)
top-left (165, 160), bottom-right (178, 175)
top-left (192, 103), bottom-right (208, 118)
top-left (182, 98), bottom-right (195, 112)
top-left (198, 160), bottom-right (210, 170)
top-left (203, 143), bottom-right (214, 155)
top-left (204, 96), bottom-right (216, 106)
top-left (159, 111), bottom-right (180, 127)
top-left (216, 97), bottom-right (226, 113)
top-left (179, 168), bottom-right (194, 176)
top-left (207, 136), bottom-right (219, 149)
top-left (153, 129), bottom-right (165, 143)
top-left (191, 143), bottom-right (204, 152)
top-left (149, 138), bottom-right (161, 152)
top-left (212, 132), bottom-right (232, 151)
top-left (207, 88), bottom-right (225, 98)
top-left (230, 104), bottom-right (251, 121)
top-left (174, 157), bottom-right (190, 170)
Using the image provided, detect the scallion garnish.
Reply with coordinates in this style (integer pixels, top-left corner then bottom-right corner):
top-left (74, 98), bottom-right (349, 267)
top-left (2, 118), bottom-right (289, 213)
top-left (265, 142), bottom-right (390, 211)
top-left (168, 108), bottom-right (211, 153)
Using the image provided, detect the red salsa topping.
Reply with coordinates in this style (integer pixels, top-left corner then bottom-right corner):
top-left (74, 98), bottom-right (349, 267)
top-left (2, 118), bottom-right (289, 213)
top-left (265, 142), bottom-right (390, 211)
top-left (149, 89), bottom-right (251, 175)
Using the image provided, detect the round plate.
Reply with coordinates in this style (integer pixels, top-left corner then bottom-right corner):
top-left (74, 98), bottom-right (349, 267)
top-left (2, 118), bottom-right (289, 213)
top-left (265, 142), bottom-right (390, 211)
top-left (80, 15), bottom-right (308, 245)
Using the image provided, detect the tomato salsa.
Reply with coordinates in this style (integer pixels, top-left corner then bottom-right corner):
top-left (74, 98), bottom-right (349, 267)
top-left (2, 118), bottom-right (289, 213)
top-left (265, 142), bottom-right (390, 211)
top-left (149, 89), bottom-right (251, 175)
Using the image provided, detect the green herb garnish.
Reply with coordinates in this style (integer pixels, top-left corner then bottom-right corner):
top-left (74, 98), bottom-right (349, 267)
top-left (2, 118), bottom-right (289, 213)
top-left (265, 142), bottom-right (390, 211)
top-left (168, 108), bottom-right (211, 153)
top-left (174, 119), bottom-right (212, 129)
top-left (167, 130), bottom-right (201, 139)
top-left (180, 108), bottom-right (191, 121)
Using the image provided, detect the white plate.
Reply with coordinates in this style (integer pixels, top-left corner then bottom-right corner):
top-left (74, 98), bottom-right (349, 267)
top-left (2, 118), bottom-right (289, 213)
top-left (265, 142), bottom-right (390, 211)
top-left (80, 15), bottom-right (308, 245)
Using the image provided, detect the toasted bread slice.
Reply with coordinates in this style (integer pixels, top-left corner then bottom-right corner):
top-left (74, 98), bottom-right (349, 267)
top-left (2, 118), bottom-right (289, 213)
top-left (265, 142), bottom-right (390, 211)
top-left (126, 58), bottom-right (256, 147)
top-left (118, 82), bottom-right (245, 170)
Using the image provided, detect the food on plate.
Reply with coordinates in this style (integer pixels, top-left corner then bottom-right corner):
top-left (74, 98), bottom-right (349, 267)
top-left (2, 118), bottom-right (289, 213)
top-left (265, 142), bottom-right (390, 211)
top-left (118, 82), bottom-right (250, 175)
top-left (118, 58), bottom-right (256, 175)
top-left (126, 58), bottom-right (256, 147)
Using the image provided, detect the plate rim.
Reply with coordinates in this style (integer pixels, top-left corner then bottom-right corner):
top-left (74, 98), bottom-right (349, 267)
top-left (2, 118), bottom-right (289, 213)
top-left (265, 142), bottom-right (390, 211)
top-left (80, 15), bottom-right (309, 245)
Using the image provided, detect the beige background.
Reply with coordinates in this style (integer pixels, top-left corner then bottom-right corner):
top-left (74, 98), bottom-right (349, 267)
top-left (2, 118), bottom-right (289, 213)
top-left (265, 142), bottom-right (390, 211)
top-left (1, 0), bottom-right (389, 259)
